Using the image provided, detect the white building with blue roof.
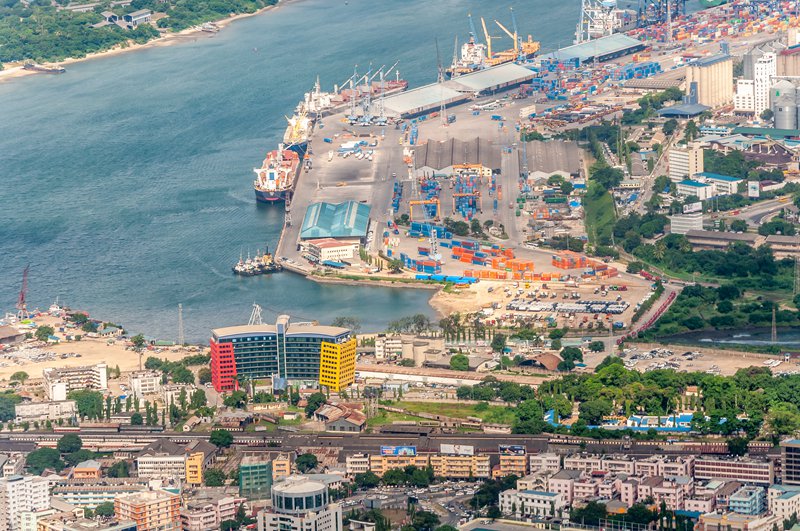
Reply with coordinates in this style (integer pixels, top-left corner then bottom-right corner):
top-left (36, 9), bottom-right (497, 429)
top-left (695, 172), bottom-right (743, 195)
top-left (677, 179), bottom-right (714, 200)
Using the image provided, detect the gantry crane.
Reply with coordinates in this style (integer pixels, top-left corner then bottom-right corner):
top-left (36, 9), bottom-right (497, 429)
top-left (409, 199), bottom-right (441, 221)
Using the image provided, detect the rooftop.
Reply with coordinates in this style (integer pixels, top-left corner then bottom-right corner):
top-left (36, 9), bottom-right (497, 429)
top-left (685, 230), bottom-right (759, 243)
top-left (382, 84), bottom-right (466, 117)
top-left (543, 34), bottom-right (644, 64)
top-left (272, 476), bottom-right (326, 494)
top-left (445, 63), bottom-right (534, 93)
top-left (300, 200), bottom-right (371, 240)
top-left (658, 102), bottom-right (711, 117)
top-left (212, 315), bottom-right (350, 341)
top-left (695, 172), bottom-right (741, 182)
top-left (732, 126), bottom-right (800, 139)
top-left (414, 137), bottom-right (501, 171)
top-left (678, 179), bottom-right (711, 188)
top-left (690, 53), bottom-right (730, 67)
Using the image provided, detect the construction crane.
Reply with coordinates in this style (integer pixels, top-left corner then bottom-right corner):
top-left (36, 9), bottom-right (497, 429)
top-left (16, 265), bottom-right (29, 321)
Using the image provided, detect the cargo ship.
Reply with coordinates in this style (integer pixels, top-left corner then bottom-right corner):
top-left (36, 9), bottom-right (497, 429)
top-left (232, 247), bottom-right (282, 276)
top-left (253, 146), bottom-right (300, 203)
top-left (282, 110), bottom-right (312, 155)
top-left (446, 13), bottom-right (540, 78)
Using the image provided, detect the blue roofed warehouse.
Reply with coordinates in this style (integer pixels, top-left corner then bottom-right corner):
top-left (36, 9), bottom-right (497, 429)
top-left (300, 201), bottom-right (371, 241)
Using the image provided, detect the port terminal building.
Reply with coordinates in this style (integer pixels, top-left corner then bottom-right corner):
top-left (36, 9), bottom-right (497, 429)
top-left (413, 137), bottom-right (502, 177)
top-left (383, 63), bottom-right (535, 118)
top-left (210, 316), bottom-right (356, 393)
top-left (300, 200), bottom-right (371, 242)
top-left (541, 34), bottom-right (645, 65)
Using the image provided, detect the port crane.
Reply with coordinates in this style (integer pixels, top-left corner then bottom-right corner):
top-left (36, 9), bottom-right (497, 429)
top-left (409, 199), bottom-right (441, 221)
top-left (480, 17), bottom-right (501, 60)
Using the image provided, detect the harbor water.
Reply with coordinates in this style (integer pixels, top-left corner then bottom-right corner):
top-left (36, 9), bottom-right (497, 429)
top-left (2, 0), bottom-right (602, 342)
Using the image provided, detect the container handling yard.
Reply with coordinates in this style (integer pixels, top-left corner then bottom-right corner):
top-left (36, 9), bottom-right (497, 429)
top-left (265, 0), bottom-right (800, 332)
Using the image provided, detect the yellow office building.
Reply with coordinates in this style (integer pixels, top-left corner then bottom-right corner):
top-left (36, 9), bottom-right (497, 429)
top-left (319, 338), bottom-right (356, 392)
top-left (185, 452), bottom-right (204, 486)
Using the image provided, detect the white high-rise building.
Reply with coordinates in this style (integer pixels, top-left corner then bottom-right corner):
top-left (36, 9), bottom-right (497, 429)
top-left (754, 52), bottom-right (777, 115)
top-left (736, 44), bottom-right (778, 114)
top-left (668, 144), bottom-right (704, 183)
top-left (257, 477), bottom-right (342, 531)
top-left (0, 476), bottom-right (50, 531)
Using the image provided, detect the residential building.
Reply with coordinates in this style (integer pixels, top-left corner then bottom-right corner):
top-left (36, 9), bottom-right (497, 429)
top-left (697, 512), bottom-right (780, 531)
top-left (768, 485), bottom-right (800, 521)
top-left (651, 477), bottom-right (690, 511)
top-left (517, 472), bottom-right (552, 492)
top-left (573, 477), bottom-right (600, 501)
top-left (499, 489), bottom-right (566, 519)
top-left (114, 490), bottom-right (181, 531)
top-left (14, 401), bottom-right (76, 423)
top-left (162, 384), bottom-right (195, 411)
top-left (240, 455), bottom-right (274, 499)
top-left (685, 495), bottom-right (716, 513)
top-left (72, 460), bottom-right (101, 480)
top-left (51, 479), bottom-right (150, 508)
top-left (497, 454), bottom-right (527, 478)
top-left (272, 454), bottom-right (292, 481)
top-left (210, 316), bottom-right (355, 392)
top-left (318, 339), bottom-right (357, 392)
top-left (548, 469), bottom-right (583, 505)
top-left (734, 46), bottom-right (777, 115)
top-left (122, 9), bottom-right (151, 27)
top-left (0, 475), bottom-right (50, 531)
top-left (685, 54), bottom-right (734, 108)
top-left (181, 492), bottom-right (243, 531)
top-left (668, 144), bottom-right (704, 182)
top-left (257, 476), bottom-right (342, 531)
top-left (694, 457), bottom-right (774, 486)
top-left (304, 238), bottom-right (359, 263)
top-left (38, 517), bottom-right (137, 531)
top-left (374, 334), bottom-right (402, 360)
top-left (43, 364), bottom-right (107, 401)
top-left (729, 486), bottom-right (766, 515)
top-left (128, 371), bottom-right (162, 397)
top-left (784, 440), bottom-right (800, 486)
top-left (345, 454), bottom-right (370, 476)
top-left (669, 212), bottom-right (705, 235)
top-left (428, 454), bottom-right (490, 479)
top-left (734, 79), bottom-right (756, 113)
top-left (676, 179), bottom-right (714, 200)
top-left (185, 453), bottom-right (204, 487)
top-left (529, 453), bottom-right (561, 474)
top-left (620, 477), bottom-right (640, 506)
top-left (635, 456), bottom-right (695, 477)
top-left (369, 454), bottom-right (429, 476)
top-left (135, 440), bottom-right (187, 480)
top-left (0, 455), bottom-right (24, 478)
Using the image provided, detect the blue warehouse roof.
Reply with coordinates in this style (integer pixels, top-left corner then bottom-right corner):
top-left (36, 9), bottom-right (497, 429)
top-left (301, 200), bottom-right (371, 239)
top-left (678, 179), bottom-right (711, 188)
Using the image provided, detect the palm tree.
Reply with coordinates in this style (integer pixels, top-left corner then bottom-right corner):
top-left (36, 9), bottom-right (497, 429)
top-left (654, 241), bottom-right (666, 261)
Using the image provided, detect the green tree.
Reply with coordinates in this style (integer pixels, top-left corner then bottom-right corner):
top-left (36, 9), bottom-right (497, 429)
top-left (64, 449), bottom-right (95, 467)
top-left (171, 366), bottom-right (195, 384)
top-left (730, 219), bottom-right (748, 232)
top-left (331, 317), bottom-right (361, 334)
top-left (761, 108), bottom-right (775, 122)
top-left (131, 334), bottom-right (147, 350)
top-left (56, 434), bottom-right (82, 454)
top-left (198, 368), bottom-right (212, 385)
top-left (68, 390), bottom-right (104, 419)
top-left (449, 354), bottom-right (469, 371)
top-left (354, 471), bottom-right (380, 489)
top-left (305, 392), bottom-right (327, 417)
top-left (34, 326), bottom-right (54, 342)
top-left (26, 448), bottom-right (64, 474)
top-left (209, 429), bottom-right (234, 448)
top-left (728, 437), bottom-right (749, 457)
top-left (107, 460), bottom-right (129, 478)
top-left (388, 259), bottom-right (404, 273)
top-left (411, 511), bottom-right (440, 531)
top-left (130, 412), bottom-right (143, 425)
top-left (570, 500), bottom-right (607, 526)
top-left (295, 453), bottom-right (318, 473)
top-left (190, 389), bottom-right (207, 409)
top-left (205, 468), bottom-right (227, 486)
top-left (9, 371), bottom-right (28, 384)
top-left (95, 501), bottom-right (115, 517)
top-left (487, 506), bottom-right (502, 520)
top-left (588, 341), bottom-right (605, 352)
top-left (490, 334), bottom-right (507, 353)
top-left (220, 521), bottom-right (239, 531)
top-left (223, 391), bottom-right (248, 409)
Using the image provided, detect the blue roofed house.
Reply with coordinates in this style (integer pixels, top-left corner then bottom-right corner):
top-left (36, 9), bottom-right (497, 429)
top-left (694, 172), bottom-right (743, 195)
top-left (677, 179), bottom-right (714, 200)
top-left (300, 201), bottom-right (371, 242)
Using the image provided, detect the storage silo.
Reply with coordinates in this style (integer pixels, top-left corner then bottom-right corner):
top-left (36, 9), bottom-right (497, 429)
top-left (772, 80), bottom-right (797, 130)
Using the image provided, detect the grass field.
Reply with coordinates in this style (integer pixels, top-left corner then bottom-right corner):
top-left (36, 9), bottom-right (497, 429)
top-left (394, 401), bottom-right (516, 425)
top-left (584, 183), bottom-right (616, 246)
top-left (366, 410), bottom-right (423, 428)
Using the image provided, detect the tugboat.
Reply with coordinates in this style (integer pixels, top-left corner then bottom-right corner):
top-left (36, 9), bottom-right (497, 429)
top-left (232, 246), bottom-right (283, 276)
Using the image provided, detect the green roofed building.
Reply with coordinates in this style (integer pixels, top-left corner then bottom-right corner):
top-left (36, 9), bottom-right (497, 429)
top-left (300, 200), bottom-right (371, 240)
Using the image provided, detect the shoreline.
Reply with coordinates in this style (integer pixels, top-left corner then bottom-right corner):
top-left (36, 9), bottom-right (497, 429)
top-left (0, 1), bottom-right (286, 84)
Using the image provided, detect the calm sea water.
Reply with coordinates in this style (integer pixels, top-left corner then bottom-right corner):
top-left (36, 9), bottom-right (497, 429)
top-left (0, 0), bottom-right (602, 342)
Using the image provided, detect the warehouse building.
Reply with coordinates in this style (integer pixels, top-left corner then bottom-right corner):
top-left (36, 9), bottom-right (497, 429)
top-left (445, 63), bottom-right (535, 95)
top-left (542, 34), bottom-right (645, 65)
top-left (300, 201), bottom-right (371, 241)
top-left (382, 84), bottom-right (467, 118)
top-left (413, 137), bottom-right (500, 176)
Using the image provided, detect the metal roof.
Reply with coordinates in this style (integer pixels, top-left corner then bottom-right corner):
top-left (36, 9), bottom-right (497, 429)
top-left (300, 200), bottom-right (370, 239)
top-left (212, 322), bottom-right (350, 340)
top-left (414, 137), bottom-right (501, 171)
top-left (677, 179), bottom-right (710, 188)
top-left (446, 63), bottom-right (534, 92)
top-left (382, 84), bottom-right (466, 117)
top-left (543, 34), bottom-right (644, 64)
top-left (696, 172), bottom-right (741, 182)
top-left (657, 103), bottom-right (711, 117)
top-left (732, 126), bottom-right (800, 138)
top-left (690, 53), bottom-right (730, 67)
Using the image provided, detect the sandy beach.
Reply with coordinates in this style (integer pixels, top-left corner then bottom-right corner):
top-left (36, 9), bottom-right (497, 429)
top-left (0, 1), bottom-right (285, 84)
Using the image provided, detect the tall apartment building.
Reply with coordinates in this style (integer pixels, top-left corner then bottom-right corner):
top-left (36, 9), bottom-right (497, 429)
top-left (257, 477), bottom-right (342, 531)
top-left (51, 479), bottom-right (150, 508)
top-left (668, 144), bottom-right (704, 183)
top-left (0, 475), bottom-right (50, 531)
top-left (428, 455), bottom-right (490, 479)
top-left (114, 490), bottom-right (181, 531)
top-left (239, 455), bottom-right (274, 499)
top-left (345, 454), bottom-right (370, 475)
top-left (736, 42), bottom-right (780, 114)
top-left (685, 54), bottom-right (734, 108)
top-left (318, 339), bottom-right (356, 392)
top-left (43, 364), bottom-right (107, 401)
top-left (529, 453), bottom-right (561, 474)
top-left (694, 457), bottom-right (774, 486)
top-left (180, 492), bottom-right (243, 531)
top-left (210, 316), bottom-right (355, 392)
top-left (374, 334), bottom-right (402, 360)
top-left (782, 439), bottom-right (800, 485)
top-left (497, 454), bottom-right (528, 478)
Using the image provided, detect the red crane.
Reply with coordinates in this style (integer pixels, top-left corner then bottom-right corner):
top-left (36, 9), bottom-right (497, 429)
top-left (16, 265), bottom-right (29, 320)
